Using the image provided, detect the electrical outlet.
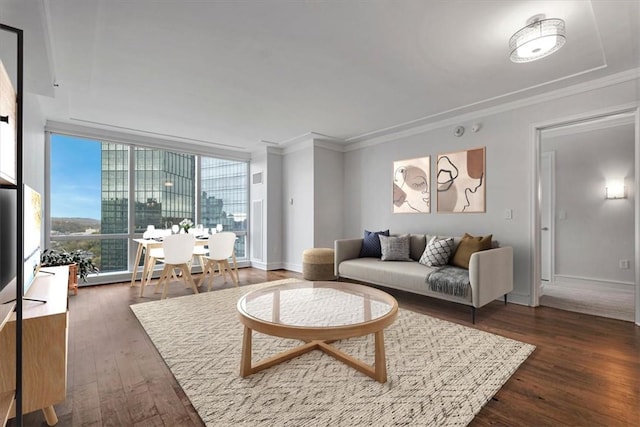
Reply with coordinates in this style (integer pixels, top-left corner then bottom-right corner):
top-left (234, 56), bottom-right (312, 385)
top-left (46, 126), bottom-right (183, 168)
top-left (619, 259), bottom-right (630, 269)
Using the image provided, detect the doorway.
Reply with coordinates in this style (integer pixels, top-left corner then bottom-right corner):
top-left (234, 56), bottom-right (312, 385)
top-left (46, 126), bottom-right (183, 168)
top-left (531, 106), bottom-right (640, 325)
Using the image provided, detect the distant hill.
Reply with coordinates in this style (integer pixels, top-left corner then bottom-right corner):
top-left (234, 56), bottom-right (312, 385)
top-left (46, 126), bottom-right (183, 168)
top-left (51, 217), bottom-right (101, 234)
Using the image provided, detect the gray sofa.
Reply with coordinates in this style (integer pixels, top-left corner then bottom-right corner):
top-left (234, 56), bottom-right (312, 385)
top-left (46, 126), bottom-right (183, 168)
top-left (334, 234), bottom-right (513, 323)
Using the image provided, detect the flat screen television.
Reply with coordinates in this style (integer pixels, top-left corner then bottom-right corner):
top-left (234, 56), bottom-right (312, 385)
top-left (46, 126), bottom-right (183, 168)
top-left (23, 184), bottom-right (42, 295)
top-left (0, 188), bottom-right (17, 300)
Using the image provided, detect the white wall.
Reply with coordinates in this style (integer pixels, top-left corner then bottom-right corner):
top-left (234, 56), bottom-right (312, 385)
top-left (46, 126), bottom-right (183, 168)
top-left (23, 93), bottom-right (46, 192)
top-left (265, 150), bottom-right (283, 268)
top-left (342, 78), bottom-right (639, 304)
top-left (313, 143), bottom-right (344, 250)
top-left (250, 147), bottom-right (284, 270)
top-left (23, 93), bottom-right (46, 251)
top-left (543, 124), bottom-right (635, 285)
top-left (282, 145), bottom-right (314, 271)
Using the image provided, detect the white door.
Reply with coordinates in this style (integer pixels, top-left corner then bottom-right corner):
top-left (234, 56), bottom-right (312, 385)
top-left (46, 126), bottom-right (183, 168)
top-left (540, 152), bottom-right (555, 286)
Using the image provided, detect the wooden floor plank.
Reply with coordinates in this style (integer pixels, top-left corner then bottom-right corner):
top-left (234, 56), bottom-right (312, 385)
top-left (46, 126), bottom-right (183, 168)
top-left (7, 268), bottom-right (639, 426)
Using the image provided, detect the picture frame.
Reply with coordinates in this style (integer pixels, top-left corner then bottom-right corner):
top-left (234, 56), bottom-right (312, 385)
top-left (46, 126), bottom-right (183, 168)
top-left (437, 147), bottom-right (485, 213)
top-left (393, 156), bottom-right (430, 213)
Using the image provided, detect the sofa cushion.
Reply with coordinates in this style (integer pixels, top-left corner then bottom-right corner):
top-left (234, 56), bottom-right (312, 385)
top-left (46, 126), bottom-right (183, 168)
top-left (409, 234), bottom-right (427, 261)
top-left (450, 233), bottom-right (493, 269)
top-left (359, 229), bottom-right (389, 258)
top-left (337, 258), bottom-right (472, 304)
top-left (419, 236), bottom-right (455, 267)
top-left (379, 234), bottom-right (411, 261)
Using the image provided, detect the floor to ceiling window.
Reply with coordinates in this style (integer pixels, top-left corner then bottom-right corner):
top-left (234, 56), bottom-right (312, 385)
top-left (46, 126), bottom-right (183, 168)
top-left (200, 157), bottom-right (248, 257)
top-left (49, 133), bottom-right (249, 282)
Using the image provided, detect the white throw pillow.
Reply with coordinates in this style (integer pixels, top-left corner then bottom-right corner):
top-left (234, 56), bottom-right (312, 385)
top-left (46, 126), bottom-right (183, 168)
top-left (419, 236), bottom-right (455, 267)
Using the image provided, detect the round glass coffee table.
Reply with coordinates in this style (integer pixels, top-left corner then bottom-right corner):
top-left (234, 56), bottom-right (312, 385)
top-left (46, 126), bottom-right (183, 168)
top-left (237, 281), bottom-right (398, 383)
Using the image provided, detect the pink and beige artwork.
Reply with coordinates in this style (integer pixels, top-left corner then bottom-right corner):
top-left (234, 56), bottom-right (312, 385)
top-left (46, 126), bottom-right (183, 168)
top-left (393, 156), bottom-right (430, 213)
top-left (437, 147), bottom-right (485, 213)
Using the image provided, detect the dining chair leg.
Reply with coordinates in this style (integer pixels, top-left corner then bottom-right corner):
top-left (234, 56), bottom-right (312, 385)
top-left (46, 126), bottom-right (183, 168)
top-left (231, 250), bottom-right (240, 284)
top-left (181, 265), bottom-right (199, 294)
top-left (220, 262), bottom-right (228, 283)
top-left (198, 260), bottom-right (212, 289)
top-left (160, 265), bottom-right (172, 299)
top-left (207, 262), bottom-right (218, 291)
top-left (180, 263), bottom-right (192, 289)
top-left (146, 256), bottom-right (157, 288)
top-left (227, 260), bottom-right (239, 287)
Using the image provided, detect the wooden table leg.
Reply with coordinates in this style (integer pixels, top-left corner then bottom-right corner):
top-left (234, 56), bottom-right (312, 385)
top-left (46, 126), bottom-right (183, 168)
top-left (374, 330), bottom-right (387, 383)
top-left (139, 247), bottom-right (152, 297)
top-left (130, 242), bottom-right (143, 287)
top-left (42, 405), bottom-right (58, 426)
top-left (240, 326), bottom-right (253, 377)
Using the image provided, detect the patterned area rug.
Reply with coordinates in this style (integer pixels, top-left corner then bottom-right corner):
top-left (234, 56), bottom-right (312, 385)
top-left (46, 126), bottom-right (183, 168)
top-left (131, 279), bottom-right (535, 426)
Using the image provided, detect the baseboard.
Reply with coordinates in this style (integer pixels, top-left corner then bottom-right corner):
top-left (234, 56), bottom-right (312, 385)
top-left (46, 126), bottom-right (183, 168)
top-left (250, 261), bottom-right (285, 271)
top-left (553, 274), bottom-right (634, 291)
top-left (506, 292), bottom-right (530, 306)
top-left (282, 262), bottom-right (302, 273)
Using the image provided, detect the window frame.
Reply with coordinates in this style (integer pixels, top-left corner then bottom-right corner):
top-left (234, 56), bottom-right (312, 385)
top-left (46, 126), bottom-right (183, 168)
top-left (45, 129), bottom-right (251, 285)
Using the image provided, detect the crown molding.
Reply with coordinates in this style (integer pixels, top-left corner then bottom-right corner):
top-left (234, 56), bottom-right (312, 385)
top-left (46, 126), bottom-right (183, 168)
top-left (45, 120), bottom-right (252, 161)
top-left (343, 67), bottom-right (640, 152)
top-left (278, 131), bottom-right (343, 147)
top-left (314, 139), bottom-right (347, 153)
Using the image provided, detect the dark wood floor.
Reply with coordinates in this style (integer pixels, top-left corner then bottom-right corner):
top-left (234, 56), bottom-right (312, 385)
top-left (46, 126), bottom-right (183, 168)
top-left (10, 268), bottom-right (640, 427)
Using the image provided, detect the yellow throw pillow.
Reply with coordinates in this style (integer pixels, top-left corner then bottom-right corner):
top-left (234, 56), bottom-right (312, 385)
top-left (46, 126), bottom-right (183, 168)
top-left (450, 233), bottom-right (493, 269)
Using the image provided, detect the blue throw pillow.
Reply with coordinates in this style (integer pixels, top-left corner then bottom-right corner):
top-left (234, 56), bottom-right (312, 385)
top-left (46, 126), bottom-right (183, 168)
top-left (359, 229), bottom-right (390, 258)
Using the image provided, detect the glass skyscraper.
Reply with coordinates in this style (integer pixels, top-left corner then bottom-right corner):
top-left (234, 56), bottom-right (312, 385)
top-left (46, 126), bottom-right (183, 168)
top-left (100, 146), bottom-right (196, 271)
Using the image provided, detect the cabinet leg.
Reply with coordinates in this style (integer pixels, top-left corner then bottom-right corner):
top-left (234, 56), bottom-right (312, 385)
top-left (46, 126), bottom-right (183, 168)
top-left (42, 406), bottom-right (58, 426)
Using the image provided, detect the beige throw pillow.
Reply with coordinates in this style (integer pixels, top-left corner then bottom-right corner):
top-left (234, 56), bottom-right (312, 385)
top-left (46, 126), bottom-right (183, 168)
top-left (450, 233), bottom-right (493, 269)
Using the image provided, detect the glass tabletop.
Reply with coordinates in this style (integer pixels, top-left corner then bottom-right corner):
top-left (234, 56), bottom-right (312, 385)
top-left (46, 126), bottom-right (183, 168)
top-left (238, 281), bottom-right (396, 328)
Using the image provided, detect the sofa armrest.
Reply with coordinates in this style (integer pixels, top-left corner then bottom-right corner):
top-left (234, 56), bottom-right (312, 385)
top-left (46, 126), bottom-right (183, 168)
top-left (468, 246), bottom-right (514, 308)
top-left (334, 238), bottom-right (363, 276)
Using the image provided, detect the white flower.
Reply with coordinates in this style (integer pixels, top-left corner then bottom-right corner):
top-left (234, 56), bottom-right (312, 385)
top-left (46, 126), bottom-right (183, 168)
top-left (179, 218), bottom-right (194, 229)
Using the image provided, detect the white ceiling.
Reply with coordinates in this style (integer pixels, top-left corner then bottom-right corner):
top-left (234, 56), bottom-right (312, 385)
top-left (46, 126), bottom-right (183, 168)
top-left (1, 0), bottom-right (639, 152)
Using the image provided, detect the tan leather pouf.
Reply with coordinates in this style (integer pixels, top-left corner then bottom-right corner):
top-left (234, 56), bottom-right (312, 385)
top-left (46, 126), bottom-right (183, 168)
top-left (302, 248), bottom-right (335, 281)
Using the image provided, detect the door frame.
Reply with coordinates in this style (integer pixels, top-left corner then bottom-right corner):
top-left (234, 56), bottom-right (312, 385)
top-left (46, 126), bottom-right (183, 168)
top-left (540, 151), bottom-right (556, 286)
top-left (530, 102), bottom-right (640, 326)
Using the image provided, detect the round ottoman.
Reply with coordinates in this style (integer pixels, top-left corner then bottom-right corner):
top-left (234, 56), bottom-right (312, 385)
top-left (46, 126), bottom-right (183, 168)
top-left (302, 248), bottom-right (335, 281)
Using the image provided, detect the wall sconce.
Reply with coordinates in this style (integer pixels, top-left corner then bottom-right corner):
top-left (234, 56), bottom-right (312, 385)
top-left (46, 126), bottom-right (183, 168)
top-left (605, 179), bottom-right (626, 199)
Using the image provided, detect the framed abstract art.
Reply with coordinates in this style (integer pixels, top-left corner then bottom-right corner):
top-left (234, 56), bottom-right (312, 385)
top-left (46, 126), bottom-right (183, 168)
top-left (393, 156), bottom-right (430, 213)
top-left (437, 147), bottom-right (485, 213)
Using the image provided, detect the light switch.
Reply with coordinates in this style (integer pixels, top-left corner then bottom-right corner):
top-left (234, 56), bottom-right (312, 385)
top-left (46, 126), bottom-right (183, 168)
top-left (504, 209), bottom-right (512, 220)
top-left (289, 198), bottom-right (294, 205)
top-left (559, 210), bottom-right (567, 220)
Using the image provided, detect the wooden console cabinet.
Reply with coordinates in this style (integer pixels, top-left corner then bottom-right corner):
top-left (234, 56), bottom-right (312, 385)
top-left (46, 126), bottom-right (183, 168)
top-left (0, 294), bottom-right (15, 427)
top-left (0, 266), bottom-right (69, 426)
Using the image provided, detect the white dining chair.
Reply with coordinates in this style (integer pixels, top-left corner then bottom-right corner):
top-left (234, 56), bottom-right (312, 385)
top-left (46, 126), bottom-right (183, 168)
top-left (198, 232), bottom-right (238, 290)
top-left (156, 233), bottom-right (199, 299)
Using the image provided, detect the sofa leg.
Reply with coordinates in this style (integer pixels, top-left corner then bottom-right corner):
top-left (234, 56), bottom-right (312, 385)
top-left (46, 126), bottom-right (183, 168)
top-left (471, 306), bottom-right (476, 324)
top-left (504, 294), bottom-right (507, 305)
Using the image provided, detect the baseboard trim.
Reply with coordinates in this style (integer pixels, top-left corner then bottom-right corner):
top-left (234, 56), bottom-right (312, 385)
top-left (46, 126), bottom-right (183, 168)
top-left (282, 262), bottom-right (302, 273)
top-left (553, 274), bottom-right (634, 291)
top-left (250, 261), bottom-right (285, 271)
top-left (506, 292), bottom-right (531, 307)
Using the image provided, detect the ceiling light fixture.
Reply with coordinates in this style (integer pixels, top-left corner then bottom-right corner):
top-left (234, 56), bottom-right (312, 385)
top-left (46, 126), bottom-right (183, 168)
top-left (509, 14), bottom-right (566, 63)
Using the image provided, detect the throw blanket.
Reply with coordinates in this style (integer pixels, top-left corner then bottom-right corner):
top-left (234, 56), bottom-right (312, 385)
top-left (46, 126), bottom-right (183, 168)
top-left (426, 266), bottom-right (470, 298)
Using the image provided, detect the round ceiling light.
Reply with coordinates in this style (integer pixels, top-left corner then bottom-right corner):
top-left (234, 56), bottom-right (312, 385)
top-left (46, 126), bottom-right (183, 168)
top-left (509, 15), bottom-right (566, 63)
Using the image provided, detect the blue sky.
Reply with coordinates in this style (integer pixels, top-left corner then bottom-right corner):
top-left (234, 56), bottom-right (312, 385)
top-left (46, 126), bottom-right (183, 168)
top-left (51, 134), bottom-right (101, 219)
